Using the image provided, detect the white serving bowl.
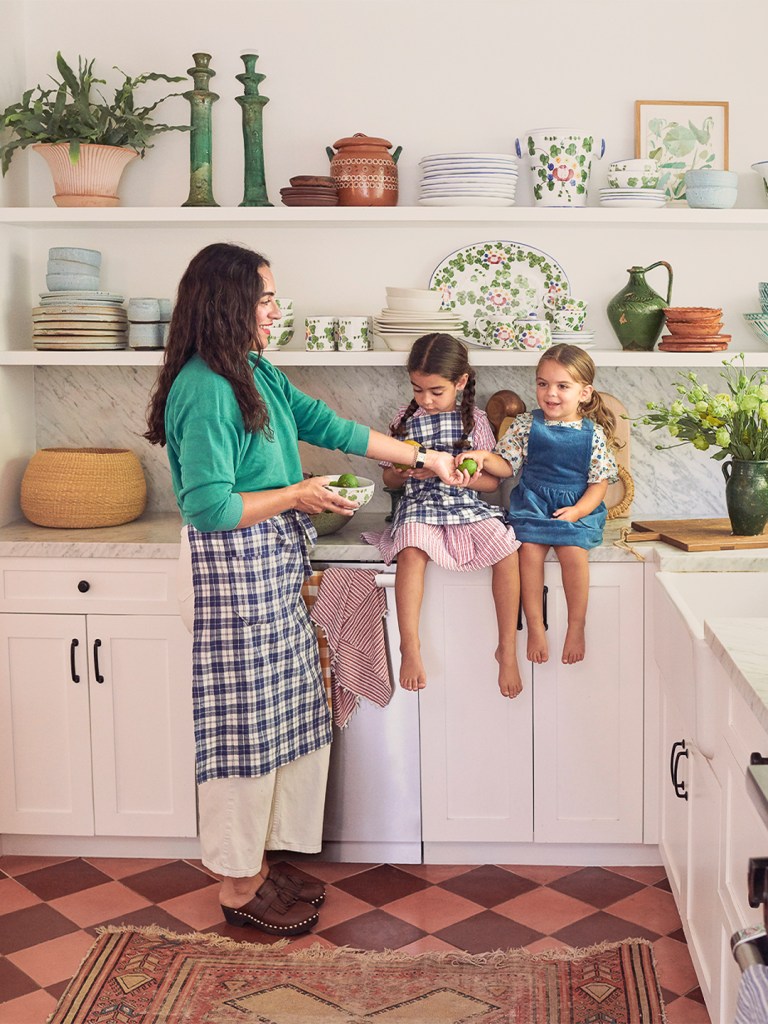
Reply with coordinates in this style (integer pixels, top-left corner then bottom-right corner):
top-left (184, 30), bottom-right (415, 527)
top-left (324, 475), bottom-right (375, 508)
top-left (386, 295), bottom-right (443, 313)
top-left (386, 287), bottom-right (441, 300)
top-left (607, 170), bottom-right (659, 189)
top-left (608, 158), bottom-right (658, 174)
top-left (743, 313), bottom-right (768, 344)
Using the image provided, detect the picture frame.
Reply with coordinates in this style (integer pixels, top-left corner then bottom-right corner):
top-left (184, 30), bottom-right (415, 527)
top-left (635, 100), bottom-right (729, 202)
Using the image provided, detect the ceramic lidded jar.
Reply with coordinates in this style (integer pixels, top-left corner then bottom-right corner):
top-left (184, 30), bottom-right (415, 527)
top-left (326, 134), bottom-right (402, 206)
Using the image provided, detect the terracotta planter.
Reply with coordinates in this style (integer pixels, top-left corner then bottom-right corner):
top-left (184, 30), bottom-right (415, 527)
top-left (326, 134), bottom-right (402, 207)
top-left (32, 143), bottom-right (137, 207)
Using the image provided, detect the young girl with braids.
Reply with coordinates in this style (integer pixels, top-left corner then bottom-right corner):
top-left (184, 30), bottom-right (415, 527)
top-left (457, 345), bottom-right (618, 667)
top-left (362, 333), bottom-right (523, 698)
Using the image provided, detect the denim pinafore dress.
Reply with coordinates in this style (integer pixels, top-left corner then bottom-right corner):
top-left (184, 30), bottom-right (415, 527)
top-left (507, 409), bottom-right (606, 550)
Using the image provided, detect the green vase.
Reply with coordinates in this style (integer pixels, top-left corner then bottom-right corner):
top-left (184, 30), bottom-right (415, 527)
top-left (606, 261), bottom-right (673, 351)
top-left (722, 459), bottom-right (768, 536)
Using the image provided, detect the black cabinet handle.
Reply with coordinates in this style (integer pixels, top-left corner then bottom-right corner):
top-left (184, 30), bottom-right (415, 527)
top-left (77, 580), bottom-right (90, 593)
top-left (517, 598), bottom-right (523, 631)
top-left (93, 639), bottom-right (104, 683)
top-left (542, 584), bottom-right (549, 631)
top-left (751, 752), bottom-right (768, 767)
top-left (670, 739), bottom-right (689, 800)
top-left (70, 639), bottom-right (80, 682)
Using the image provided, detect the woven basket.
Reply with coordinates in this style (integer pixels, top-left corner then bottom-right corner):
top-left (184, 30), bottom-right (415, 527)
top-left (20, 448), bottom-right (147, 528)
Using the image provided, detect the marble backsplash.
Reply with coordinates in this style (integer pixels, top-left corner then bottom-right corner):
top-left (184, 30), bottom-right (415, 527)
top-left (34, 363), bottom-right (736, 520)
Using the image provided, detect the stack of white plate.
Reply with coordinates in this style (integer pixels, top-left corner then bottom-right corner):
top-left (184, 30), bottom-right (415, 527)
top-left (598, 188), bottom-right (667, 209)
top-left (32, 291), bottom-right (128, 350)
top-left (418, 153), bottom-right (518, 207)
top-left (551, 330), bottom-right (596, 350)
top-left (372, 288), bottom-right (465, 351)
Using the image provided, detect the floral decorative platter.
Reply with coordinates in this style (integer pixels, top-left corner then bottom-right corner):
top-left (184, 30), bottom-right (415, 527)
top-left (428, 240), bottom-right (571, 345)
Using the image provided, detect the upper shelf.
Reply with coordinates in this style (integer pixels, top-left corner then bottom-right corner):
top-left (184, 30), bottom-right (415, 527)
top-left (2, 206), bottom-right (768, 228)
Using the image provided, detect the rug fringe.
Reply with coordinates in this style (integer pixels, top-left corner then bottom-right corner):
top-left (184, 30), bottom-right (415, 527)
top-left (96, 923), bottom-right (290, 952)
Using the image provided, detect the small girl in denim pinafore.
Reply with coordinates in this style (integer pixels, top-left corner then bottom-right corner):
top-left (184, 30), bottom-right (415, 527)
top-left (455, 345), bottom-right (619, 666)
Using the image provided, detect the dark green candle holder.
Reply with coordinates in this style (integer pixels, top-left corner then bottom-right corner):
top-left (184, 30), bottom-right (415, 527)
top-left (236, 53), bottom-right (272, 207)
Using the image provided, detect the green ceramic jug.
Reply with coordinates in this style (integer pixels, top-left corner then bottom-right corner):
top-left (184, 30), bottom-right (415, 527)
top-left (606, 261), bottom-right (673, 351)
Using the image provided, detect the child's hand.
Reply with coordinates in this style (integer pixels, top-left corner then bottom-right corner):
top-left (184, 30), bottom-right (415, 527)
top-left (552, 505), bottom-right (580, 522)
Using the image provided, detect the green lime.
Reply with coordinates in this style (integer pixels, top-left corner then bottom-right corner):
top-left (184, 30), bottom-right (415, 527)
top-left (336, 473), bottom-right (359, 487)
top-left (458, 458), bottom-right (478, 476)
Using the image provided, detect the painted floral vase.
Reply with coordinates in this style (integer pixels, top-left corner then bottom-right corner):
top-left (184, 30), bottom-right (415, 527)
top-left (515, 128), bottom-right (605, 207)
top-left (326, 134), bottom-right (402, 207)
top-left (722, 460), bottom-right (768, 536)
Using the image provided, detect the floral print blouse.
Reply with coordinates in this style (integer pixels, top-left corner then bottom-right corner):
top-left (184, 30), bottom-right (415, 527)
top-left (495, 412), bottom-right (618, 484)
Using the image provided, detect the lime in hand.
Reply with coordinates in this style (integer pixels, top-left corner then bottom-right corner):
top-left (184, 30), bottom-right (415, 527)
top-left (458, 458), bottom-right (478, 476)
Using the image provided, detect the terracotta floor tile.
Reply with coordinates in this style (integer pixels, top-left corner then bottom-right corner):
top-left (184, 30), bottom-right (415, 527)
top-left (82, 856), bottom-right (174, 880)
top-left (394, 864), bottom-right (475, 883)
top-left (0, 957), bottom-right (38, 1003)
top-left (437, 865), bottom-right (537, 907)
top-left (331, 864), bottom-right (430, 906)
top-left (524, 936), bottom-right (574, 954)
top-left (495, 886), bottom-right (594, 933)
top-left (0, 856), bottom-right (72, 879)
top-left (0, 877), bottom-right (41, 915)
top-left (554, 910), bottom-right (659, 947)
top-left (0, 905), bottom-right (78, 956)
top-left (435, 909), bottom-right (544, 954)
top-left (309, 884), bottom-right (377, 930)
top-left (160, 883), bottom-right (226, 931)
top-left (607, 864), bottom-right (669, 885)
top-left (120, 860), bottom-right (214, 903)
top-left (14, 860), bottom-right (111, 901)
top-left (7, 930), bottom-right (95, 988)
top-left (548, 866), bottom-right (644, 908)
top-left (49, 881), bottom-right (152, 928)
top-left (664, 994), bottom-right (712, 1022)
top-left (398, 935), bottom-right (465, 955)
top-left (384, 884), bottom-right (483, 931)
top-left (652, 935), bottom-right (701, 996)
top-left (318, 908), bottom-right (426, 951)
top-left (607, 884), bottom-right (683, 936)
top-left (502, 864), bottom-right (580, 885)
top-left (275, 859), bottom-right (371, 884)
top-left (0, 988), bottom-right (57, 1023)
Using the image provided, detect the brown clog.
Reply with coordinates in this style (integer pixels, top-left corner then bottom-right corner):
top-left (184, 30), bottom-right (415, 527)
top-left (221, 878), bottom-right (318, 935)
top-left (269, 868), bottom-right (326, 907)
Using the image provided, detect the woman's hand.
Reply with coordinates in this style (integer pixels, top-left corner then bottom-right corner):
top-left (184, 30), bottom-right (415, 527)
top-left (291, 476), bottom-right (358, 516)
top-left (425, 449), bottom-right (464, 486)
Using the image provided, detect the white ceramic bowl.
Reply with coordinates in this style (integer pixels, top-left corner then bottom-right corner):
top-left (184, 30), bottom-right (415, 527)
top-left (46, 273), bottom-right (101, 291)
top-left (607, 170), bottom-right (659, 189)
top-left (387, 295), bottom-right (443, 313)
top-left (48, 246), bottom-right (101, 267)
top-left (608, 159), bottom-right (658, 174)
top-left (324, 475), bottom-right (375, 508)
top-left (309, 507), bottom-right (360, 536)
top-left (47, 259), bottom-right (101, 276)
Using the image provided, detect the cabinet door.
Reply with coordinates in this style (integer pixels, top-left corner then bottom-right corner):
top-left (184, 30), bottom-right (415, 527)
top-left (419, 566), bottom-right (534, 843)
top-left (87, 615), bottom-right (196, 837)
top-left (659, 686), bottom-right (690, 905)
top-left (0, 613), bottom-right (94, 834)
top-left (533, 562), bottom-right (644, 843)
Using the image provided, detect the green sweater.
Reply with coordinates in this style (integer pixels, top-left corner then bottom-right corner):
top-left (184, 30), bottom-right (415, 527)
top-left (165, 352), bottom-right (370, 531)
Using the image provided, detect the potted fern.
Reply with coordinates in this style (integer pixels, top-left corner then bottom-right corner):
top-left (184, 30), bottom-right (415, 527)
top-left (0, 52), bottom-right (189, 206)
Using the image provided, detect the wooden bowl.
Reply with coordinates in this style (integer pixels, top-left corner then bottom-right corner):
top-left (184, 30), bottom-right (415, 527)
top-left (665, 319), bottom-right (723, 337)
top-left (663, 306), bottom-right (723, 322)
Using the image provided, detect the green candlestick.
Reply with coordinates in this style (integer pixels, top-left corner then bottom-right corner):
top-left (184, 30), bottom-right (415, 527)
top-left (236, 53), bottom-right (272, 207)
top-left (182, 52), bottom-right (219, 208)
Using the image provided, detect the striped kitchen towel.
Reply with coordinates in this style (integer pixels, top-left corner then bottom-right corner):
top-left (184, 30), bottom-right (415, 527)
top-left (301, 571), bottom-right (332, 710)
top-left (310, 567), bottom-right (392, 728)
top-left (735, 964), bottom-right (768, 1024)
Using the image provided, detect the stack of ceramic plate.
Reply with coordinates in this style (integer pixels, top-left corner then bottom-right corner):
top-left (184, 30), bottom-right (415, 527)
top-left (550, 330), bottom-right (596, 349)
top-left (418, 153), bottom-right (518, 207)
top-left (371, 288), bottom-right (465, 351)
top-left (32, 291), bottom-right (128, 350)
top-left (598, 188), bottom-right (667, 209)
top-left (280, 175), bottom-right (338, 206)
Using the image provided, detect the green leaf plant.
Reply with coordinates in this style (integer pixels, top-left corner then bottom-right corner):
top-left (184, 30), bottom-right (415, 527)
top-left (0, 52), bottom-right (189, 175)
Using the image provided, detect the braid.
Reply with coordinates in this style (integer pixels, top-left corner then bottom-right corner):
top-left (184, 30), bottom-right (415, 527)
top-left (392, 398), bottom-right (420, 438)
top-left (457, 371), bottom-right (477, 450)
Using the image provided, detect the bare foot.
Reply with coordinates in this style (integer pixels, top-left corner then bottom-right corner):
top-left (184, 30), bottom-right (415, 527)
top-left (562, 623), bottom-right (586, 664)
top-left (400, 648), bottom-right (427, 690)
top-left (526, 622), bottom-right (549, 663)
top-left (496, 644), bottom-right (523, 698)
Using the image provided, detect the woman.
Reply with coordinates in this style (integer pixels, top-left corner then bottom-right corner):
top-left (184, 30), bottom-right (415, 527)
top-left (145, 242), bottom-right (461, 936)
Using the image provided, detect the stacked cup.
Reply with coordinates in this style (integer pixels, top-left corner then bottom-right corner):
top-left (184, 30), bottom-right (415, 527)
top-left (304, 315), bottom-right (372, 351)
top-left (599, 159), bottom-right (667, 208)
top-left (543, 295), bottom-right (594, 349)
top-left (127, 298), bottom-right (173, 349)
top-left (264, 297), bottom-right (294, 348)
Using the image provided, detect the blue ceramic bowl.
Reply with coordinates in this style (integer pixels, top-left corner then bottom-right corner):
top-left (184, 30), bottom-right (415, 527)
top-left (46, 273), bottom-right (101, 291)
top-left (47, 246), bottom-right (102, 267)
top-left (685, 185), bottom-right (738, 209)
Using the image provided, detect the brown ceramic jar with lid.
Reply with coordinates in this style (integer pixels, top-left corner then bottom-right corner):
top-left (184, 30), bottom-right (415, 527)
top-left (326, 133), bottom-right (402, 206)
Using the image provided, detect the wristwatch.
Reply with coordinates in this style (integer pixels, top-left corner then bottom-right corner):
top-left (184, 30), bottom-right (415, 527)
top-left (413, 444), bottom-right (428, 469)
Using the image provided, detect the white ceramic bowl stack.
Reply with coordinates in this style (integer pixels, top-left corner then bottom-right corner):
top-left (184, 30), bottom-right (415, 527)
top-left (599, 158), bottom-right (667, 209)
top-left (33, 246), bottom-right (129, 350)
top-left (127, 298), bottom-right (173, 350)
top-left (371, 288), bottom-right (464, 351)
top-left (418, 153), bottom-right (518, 207)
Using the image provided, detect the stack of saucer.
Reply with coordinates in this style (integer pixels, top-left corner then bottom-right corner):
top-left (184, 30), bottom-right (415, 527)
top-left (280, 176), bottom-right (338, 206)
top-left (418, 153), bottom-right (518, 207)
top-left (550, 330), bottom-right (596, 349)
top-left (371, 287), bottom-right (464, 351)
top-left (32, 292), bottom-right (128, 350)
top-left (659, 306), bottom-right (729, 352)
top-left (599, 157), bottom-right (666, 209)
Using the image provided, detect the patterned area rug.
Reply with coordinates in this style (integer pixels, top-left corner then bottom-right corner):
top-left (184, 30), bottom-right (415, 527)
top-left (49, 926), bottom-right (667, 1023)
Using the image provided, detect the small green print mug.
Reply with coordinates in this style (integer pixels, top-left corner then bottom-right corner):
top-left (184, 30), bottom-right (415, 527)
top-left (335, 316), bottom-right (371, 351)
top-left (305, 316), bottom-right (337, 351)
top-left (552, 300), bottom-right (588, 332)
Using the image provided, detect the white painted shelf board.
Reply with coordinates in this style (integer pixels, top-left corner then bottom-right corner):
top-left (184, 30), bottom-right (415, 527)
top-left (2, 348), bottom-right (767, 368)
top-left (2, 206), bottom-right (768, 228)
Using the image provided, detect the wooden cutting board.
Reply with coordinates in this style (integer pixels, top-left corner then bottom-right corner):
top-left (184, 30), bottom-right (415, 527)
top-left (628, 518), bottom-right (768, 551)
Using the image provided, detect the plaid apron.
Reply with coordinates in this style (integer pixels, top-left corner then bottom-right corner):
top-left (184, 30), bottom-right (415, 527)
top-left (188, 511), bottom-right (332, 784)
top-left (392, 410), bottom-right (506, 530)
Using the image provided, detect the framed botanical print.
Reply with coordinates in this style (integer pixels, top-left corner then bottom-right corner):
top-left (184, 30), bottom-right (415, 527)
top-left (635, 100), bottom-right (729, 201)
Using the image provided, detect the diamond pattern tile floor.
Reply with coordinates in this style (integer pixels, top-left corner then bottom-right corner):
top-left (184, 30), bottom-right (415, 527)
top-left (0, 854), bottom-right (711, 1022)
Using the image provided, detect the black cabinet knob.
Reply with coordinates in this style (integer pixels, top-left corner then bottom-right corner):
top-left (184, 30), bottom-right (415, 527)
top-left (77, 580), bottom-right (90, 593)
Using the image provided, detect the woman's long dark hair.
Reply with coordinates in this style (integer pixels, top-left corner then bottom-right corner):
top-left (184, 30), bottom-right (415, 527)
top-left (393, 333), bottom-right (476, 451)
top-left (145, 243), bottom-right (271, 446)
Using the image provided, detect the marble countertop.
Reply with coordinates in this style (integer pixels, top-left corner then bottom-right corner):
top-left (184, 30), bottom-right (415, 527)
top-left (705, 617), bottom-right (768, 734)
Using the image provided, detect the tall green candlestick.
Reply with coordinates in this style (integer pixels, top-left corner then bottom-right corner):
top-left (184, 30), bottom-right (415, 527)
top-left (236, 53), bottom-right (272, 207)
top-left (182, 52), bottom-right (219, 208)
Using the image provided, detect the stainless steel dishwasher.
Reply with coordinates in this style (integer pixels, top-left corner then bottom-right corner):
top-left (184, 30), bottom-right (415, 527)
top-left (313, 563), bottom-right (422, 864)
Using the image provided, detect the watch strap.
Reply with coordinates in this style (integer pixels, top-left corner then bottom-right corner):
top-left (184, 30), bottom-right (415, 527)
top-left (413, 444), bottom-right (428, 469)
